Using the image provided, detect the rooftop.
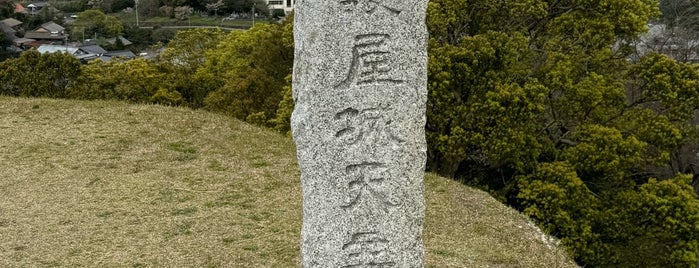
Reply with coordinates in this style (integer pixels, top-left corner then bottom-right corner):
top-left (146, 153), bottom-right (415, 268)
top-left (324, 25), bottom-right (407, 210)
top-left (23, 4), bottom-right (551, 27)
top-left (37, 44), bottom-right (79, 54)
top-left (1, 18), bottom-right (22, 28)
top-left (25, 31), bottom-right (67, 40)
top-left (79, 45), bottom-right (108, 55)
top-left (37, 21), bottom-right (65, 33)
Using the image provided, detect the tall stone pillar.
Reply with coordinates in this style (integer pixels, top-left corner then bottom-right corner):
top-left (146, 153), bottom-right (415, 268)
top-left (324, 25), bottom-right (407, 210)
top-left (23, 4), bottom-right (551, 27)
top-left (292, 0), bottom-right (429, 267)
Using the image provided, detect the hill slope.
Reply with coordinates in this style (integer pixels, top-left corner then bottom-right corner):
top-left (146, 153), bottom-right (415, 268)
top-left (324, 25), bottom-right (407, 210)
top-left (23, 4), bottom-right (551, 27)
top-left (0, 97), bottom-right (578, 267)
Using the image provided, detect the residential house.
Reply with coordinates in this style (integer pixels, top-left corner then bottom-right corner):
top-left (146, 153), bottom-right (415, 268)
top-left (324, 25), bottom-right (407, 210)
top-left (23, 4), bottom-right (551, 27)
top-left (106, 36), bottom-right (133, 47)
top-left (79, 44), bottom-right (108, 56)
top-left (266, 0), bottom-right (294, 14)
top-left (24, 21), bottom-right (68, 46)
top-left (1, 18), bottom-right (26, 47)
top-left (37, 44), bottom-right (139, 63)
top-left (1, 18), bottom-right (21, 51)
top-left (1, 18), bottom-right (22, 30)
top-left (12, 38), bottom-right (35, 49)
top-left (0, 20), bottom-right (18, 41)
top-left (36, 44), bottom-right (99, 62)
top-left (26, 2), bottom-right (50, 15)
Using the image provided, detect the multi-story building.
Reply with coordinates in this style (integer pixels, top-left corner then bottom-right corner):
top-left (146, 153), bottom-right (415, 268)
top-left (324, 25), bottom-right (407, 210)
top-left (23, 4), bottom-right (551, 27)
top-left (267, 0), bottom-right (294, 14)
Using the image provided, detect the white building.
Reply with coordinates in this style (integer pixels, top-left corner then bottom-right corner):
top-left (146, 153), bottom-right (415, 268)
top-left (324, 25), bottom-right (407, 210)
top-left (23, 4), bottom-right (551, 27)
top-left (267, 0), bottom-right (294, 14)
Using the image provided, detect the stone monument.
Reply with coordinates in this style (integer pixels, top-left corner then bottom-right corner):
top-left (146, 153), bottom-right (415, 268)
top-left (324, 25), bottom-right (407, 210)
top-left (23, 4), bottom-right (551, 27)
top-left (291, 0), bottom-right (428, 267)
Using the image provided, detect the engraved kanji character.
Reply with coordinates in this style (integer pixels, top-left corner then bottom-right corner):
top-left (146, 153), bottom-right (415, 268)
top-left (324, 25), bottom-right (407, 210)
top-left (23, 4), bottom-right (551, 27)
top-left (341, 163), bottom-right (401, 212)
top-left (339, 0), bottom-right (401, 15)
top-left (334, 105), bottom-right (405, 146)
top-left (336, 34), bottom-right (403, 89)
top-left (342, 232), bottom-right (395, 268)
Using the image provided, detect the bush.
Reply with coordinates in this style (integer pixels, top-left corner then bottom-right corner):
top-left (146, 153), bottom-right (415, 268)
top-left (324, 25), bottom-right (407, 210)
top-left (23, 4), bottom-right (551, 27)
top-left (200, 21), bottom-right (293, 124)
top-left (151, 27), bottom-right (177, 43)
top-left (52, 0), bottom-right (88, 13)
top-left (518, 162), bottom-right (699, 266)
top-left (0, 50), bottom-right (81, 98)
top-left (150, 88), bottom-right (185, 106)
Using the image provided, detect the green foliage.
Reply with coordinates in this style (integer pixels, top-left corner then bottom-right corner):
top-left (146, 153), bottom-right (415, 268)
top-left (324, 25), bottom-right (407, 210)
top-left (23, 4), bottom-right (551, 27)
top-left (123, 25), bottom-right (154, 49)
top-left (269, 74), bottom-right (293, 134)
top-left (519, 164), bottom-right (699, 267)
top-left (426, 30), bottom-right (544, 177)
top-left (151, 27), bottom-right (177, 43)
top-left (0, 0), bottom-right (13, 18)
top-left (660, 0), bottom-right (699, 29)
top-left (427, 0), bottom-right (699, 267)
top-left (150, 88), bottom-right (185, 106)
top-left (203, 65), bottom-right (279, 124)
top-left (200, 20), bottom-right (293, 123)
top-left (562, 125), bottom-right (646, 188)
top-left (52, 0), bottom-right (89, 13)
top-left (138, 0), bottom-right (160, 17)
top-left (0, 30), bottom-right (11, 51)
top-left (628, 53), bottom-right (699, 123)
top-left (159, 6), bottom-right (174, 18)
top-left (111, 0), bottom-right (135, 11)
top-left (72, 10), bottom-right (124, 39)
top-left (608, 175), bottom-right (699, 267)
top-left (221, 0), bottom-right (267, 15)
top-left (517, 162), bottom-right (606, 264)
top-left (0, 50), bottom-right (81, 98)
top-left (158, 28), bottom-right (225, 107)
top-left (70, 58), bottom-right (174, 104)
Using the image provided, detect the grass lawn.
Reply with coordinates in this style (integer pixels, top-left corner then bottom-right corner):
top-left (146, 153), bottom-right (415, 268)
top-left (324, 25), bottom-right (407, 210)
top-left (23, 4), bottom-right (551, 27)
top-left (0, 97), bottom-right (578, 267)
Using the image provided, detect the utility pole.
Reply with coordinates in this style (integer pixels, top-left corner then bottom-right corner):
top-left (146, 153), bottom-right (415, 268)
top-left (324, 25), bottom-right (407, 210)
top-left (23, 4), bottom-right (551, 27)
top-left (135, 0), bottom-right (139, 27)
top-left (252, 3), bottom-right (255, 27)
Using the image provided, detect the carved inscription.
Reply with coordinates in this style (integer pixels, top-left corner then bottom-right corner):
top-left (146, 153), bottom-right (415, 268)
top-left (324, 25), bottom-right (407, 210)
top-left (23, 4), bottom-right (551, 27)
top-left (341, 162), bottom-right (401, 212)
top-left (334, 105), bottom-right (405, 146)
top-left (339, 0), bottom-right (401, 15)
top-left (336, 34), bottom-right (404, 89)
top-left (342, 232), bottom-right (395, 268)
top-left (295, 0), bottom-right (427, 266)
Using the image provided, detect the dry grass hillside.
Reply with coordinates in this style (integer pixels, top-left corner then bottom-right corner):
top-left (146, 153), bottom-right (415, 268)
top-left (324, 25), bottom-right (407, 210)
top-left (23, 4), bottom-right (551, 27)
top-left (0, 97), bottom-right (578, 267)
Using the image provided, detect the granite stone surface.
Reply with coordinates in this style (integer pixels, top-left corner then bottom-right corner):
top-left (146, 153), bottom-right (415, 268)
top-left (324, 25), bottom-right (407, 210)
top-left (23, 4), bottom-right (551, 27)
top-left (291, 0), bottom-right (428, 267)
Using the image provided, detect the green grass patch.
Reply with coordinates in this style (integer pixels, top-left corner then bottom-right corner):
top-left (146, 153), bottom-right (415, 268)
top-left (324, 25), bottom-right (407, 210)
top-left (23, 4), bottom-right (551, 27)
top-left (167, 141), bottom-right (197, 154)
top-left (207, 159), bottom-right (227, 171)
top-left (171, 207), bottom-right (198, 216)
top-left (248, 155), bottom-right (269, 168)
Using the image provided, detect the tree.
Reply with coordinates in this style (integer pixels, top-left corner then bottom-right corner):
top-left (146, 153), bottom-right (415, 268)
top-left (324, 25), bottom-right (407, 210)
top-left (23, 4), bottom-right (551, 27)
top-left (0, 0), bottom-right (13, 19)
top-left (205, 0), bottom-right (224, 16)
top-left (0, 31), bottom-right (11, 50)
top-left (0, 31), bottom-right (16, 61)
top-left (0, 50), bottom-right (81, 98)
top-left (138, 0), bottom-right (160, 17)
top-left (198, 18), bottom-right (292, 125)
top-left (221, 0), bottom-right (267, 16)
top-left (660, 0), bottom-right (699, 29)
top-left (69, 58), bottom-right (177, 105)
top-left (123, 25), bottom-right (154, 49)
top-left (111, 0), bottom-right (135, 12)
top-left (426, 0), bottom-right (699, 266)
top-left (72, 10), bottom-right (124, 40)
top-left (173, 5), bottom-right (192, 20)
top-left (158, 28), bottom-right (225, 107)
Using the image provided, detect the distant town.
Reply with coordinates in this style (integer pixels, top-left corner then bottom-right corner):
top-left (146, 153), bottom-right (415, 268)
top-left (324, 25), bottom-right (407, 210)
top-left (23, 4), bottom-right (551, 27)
top-left (0, 0), bottom-right (294, 62)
